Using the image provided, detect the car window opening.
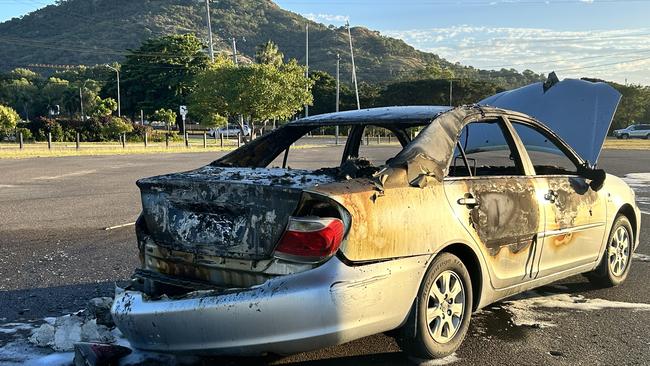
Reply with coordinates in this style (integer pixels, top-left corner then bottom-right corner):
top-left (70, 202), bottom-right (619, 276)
top-left (511, 121), bottom-right (580, 176)
top-left (448, 119), bottom-right (525, 177)
top-left (214, 122), bottom-right (423, 181)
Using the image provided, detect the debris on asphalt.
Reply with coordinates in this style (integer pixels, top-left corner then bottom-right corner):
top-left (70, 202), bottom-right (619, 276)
top-left (411, 352), bottom-right (460, 365)
top-left (502, 290), bottom-right (650, 329)
top-left (73, 342), bottom-right (132, 366)
top-left (28, 323), bottom-right (55, 347)
top-left (633, 253), bottom-right (650, 262)
top-left (28, 297), bottom-right (116, 352)
top-left (86, 297), bottom-right (114, 327)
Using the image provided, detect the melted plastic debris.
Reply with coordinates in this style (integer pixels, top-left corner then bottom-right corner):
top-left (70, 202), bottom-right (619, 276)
top-left (29, 314), bottom-right (114, 352)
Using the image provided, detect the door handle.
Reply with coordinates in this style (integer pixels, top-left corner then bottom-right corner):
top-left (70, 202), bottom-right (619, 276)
top-left (457, 194), bottom-right (478, 207)
top-left (544, 189), bottom-right (558, 203)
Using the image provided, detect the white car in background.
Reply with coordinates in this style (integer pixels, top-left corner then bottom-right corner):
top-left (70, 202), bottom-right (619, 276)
top-left (208, 124), bottom-right (251, 137)
top-left (613, 124), bottom-right (650, 139)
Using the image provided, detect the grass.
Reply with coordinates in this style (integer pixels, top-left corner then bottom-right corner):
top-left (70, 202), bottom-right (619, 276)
top-left (0, 140), bottom-right (329, 159)
top-left (602, 138), bottom-right (650, 150)
top-left (1, 136), bottom-right (646, 159)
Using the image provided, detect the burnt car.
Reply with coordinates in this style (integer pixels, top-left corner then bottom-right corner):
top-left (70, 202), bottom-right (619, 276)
top-left (112, 78), bottom-right (641, 359)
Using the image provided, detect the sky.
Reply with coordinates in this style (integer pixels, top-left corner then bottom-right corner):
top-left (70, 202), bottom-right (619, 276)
top-left (2, 0), bottom-right (650, 84)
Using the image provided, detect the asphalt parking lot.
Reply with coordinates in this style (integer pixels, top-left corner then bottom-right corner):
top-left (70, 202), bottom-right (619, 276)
top-left (0, 147), bottom-right (648, 365)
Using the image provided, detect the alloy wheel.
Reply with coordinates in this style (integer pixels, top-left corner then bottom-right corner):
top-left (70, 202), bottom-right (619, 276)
top-left (608, 226), bottom-right (630, 277)
top-left (426, 270), bottom-right (465, 344)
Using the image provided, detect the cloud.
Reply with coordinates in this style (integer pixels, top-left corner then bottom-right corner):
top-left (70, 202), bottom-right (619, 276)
top-left (304, 13), bottom-right (349, 24)
top-left (384, 26), bottom-right (650, 84)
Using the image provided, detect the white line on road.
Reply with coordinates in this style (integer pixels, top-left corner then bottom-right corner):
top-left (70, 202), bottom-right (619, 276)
top-left (104, 222), bottom-right (136, 231)
top-left (33, 170), bottom-right (97, 180)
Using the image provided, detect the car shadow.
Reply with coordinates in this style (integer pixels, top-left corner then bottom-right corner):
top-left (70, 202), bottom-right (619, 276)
top-left (0, 280), bottom-right (128, 322)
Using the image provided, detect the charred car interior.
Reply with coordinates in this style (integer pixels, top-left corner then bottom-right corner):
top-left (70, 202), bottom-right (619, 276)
top-left (112, 79), bottom-right (641, 360)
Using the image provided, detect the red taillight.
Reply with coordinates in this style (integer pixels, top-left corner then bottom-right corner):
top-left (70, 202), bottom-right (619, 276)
top-left (274, 217), bottom-right (345, 261)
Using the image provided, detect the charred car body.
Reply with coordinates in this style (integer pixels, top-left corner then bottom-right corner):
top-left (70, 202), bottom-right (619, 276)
top-left (112, 78), bottom-right (641, 359)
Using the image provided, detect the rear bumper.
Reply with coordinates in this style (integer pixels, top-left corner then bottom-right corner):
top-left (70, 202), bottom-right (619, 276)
top-left (111, 255), bottom-right (430, 356)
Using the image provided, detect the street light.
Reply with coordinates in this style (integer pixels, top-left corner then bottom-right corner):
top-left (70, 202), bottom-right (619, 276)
top-left (104, 64), bottom-right (121, 117)
top-left (79, 79), bottom-right (91, 121)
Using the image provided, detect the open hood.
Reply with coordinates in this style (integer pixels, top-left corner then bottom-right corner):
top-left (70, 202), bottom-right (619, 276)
top-left (479, 74), bottom-right (621, 164)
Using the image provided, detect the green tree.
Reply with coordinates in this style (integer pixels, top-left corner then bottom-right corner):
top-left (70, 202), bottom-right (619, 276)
top-left (42, 77), bottom-right (72, 115)
top-left (0, 104), bottom-right (20, 131)
top-left (121, 34), bottom-right (209, 121)
top-left (190, 59), bottom-right (313, 139)
top-left (153, 108), bottom-right (177, 130)
top-left (102, 117), bottom-right (134, 139)
top-left (610, 84), bottom-right (650, 131)
top-left (90, 97), bottom-right (117, 118)
top-left (0, 76), bottom-right (39, 121)
top-left (421, 60), bottom-right (455, 80)
top-left (255, 41), bottom-right (284, 67)
top-left (309, 70), bottom-right (356, 115)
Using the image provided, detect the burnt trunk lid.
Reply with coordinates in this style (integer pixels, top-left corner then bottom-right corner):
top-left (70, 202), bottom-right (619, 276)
top-left (137, 166), bottom-right (337, 260)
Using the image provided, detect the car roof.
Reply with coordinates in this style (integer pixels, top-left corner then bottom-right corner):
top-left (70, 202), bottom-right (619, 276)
top-left (289, 106), bottom-right (453, 126)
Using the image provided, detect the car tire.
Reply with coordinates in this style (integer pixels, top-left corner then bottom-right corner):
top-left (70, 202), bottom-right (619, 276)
top-left (621, 134), bottom-right (629, 139)
top-left (645, 133), bottom-right (650, 140)
top-left (586, 215), bottom-right (633, 287)
top-left (397, 252), bottom-right (472, 360)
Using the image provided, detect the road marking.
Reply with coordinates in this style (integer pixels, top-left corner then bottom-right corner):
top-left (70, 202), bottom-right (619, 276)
top-left (33, 170), bottom-right (97, 180)
top-left (0, 184), bottom-right (16, 188)
top-left (104, 222), bottom-right (136, 231)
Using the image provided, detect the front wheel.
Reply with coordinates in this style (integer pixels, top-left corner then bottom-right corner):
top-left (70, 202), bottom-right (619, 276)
top-left (621, 134), bottom-right (629, 139)
top-left (586, 215), bottom-right (633, 287)
top-left (397, 253), bottom-right (472, 360)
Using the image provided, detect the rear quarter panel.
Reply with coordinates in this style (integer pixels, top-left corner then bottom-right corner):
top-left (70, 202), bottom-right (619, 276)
top-left (311, 179), bottom-right (478, 261)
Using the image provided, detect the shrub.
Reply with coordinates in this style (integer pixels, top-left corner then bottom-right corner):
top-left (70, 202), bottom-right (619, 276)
top-left (16, 127), bottom-right (33, 141)
top-left (126, 124), bottom-right (153, 142)
top-left (149, 131), bottom-right (184, 143)
top-left (101, 116), bottom-right (133, 140)
top-left (0, 104), bottom-right (20, 130)
top-left (31, 117), bottom-right (64, 141)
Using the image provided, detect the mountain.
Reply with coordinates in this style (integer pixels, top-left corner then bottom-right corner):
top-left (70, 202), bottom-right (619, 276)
top-left (0, 0), bottom-right (543, 86)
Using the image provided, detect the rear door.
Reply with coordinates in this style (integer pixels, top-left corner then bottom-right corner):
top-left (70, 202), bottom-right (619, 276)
top-left (444, 117), bottom-right (546, 289)
top-left (509, 120), bottom-right (607, 276)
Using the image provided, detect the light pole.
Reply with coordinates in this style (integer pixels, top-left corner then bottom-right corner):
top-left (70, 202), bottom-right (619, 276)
top-left (305, 23), bottom-right (309, 117)
top-left (205, 0), bottom-right (215, 62)
top-left (335, 54), bottom-right (340, 145)
top-left (79, 79), bottom-right (90, 121)
top-left (105, 64), bottom-right (121, 117)
top-left (346, 21), bottom-right (360, 110)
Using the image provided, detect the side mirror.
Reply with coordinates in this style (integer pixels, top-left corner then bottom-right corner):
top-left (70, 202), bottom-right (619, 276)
top-left (577, 163), bottom-right (606, 191)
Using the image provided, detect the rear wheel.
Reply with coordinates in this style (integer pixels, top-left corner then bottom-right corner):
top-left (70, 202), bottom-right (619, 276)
top-left (397, 253), bottom-right (472, 359)
top-left (586, 215), bottom-right (633, 287)
top-left (645, 133), bottom-right (650, 140)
